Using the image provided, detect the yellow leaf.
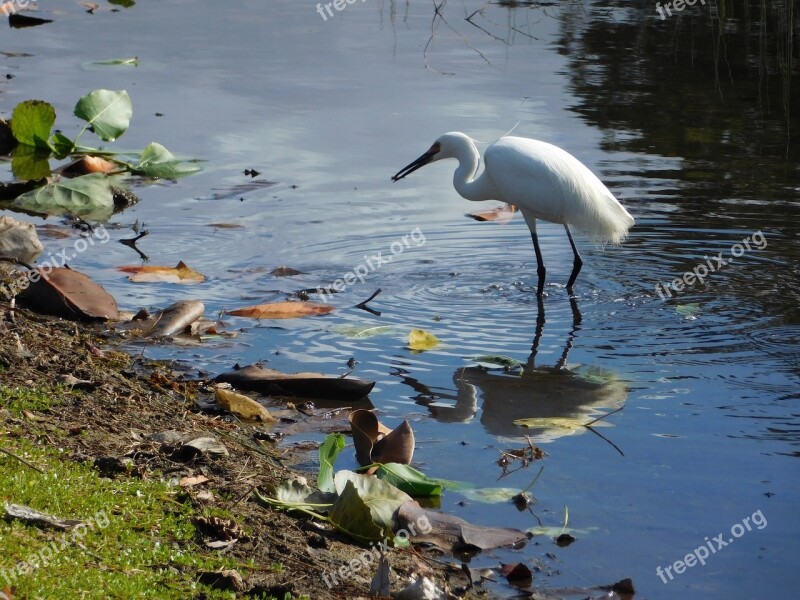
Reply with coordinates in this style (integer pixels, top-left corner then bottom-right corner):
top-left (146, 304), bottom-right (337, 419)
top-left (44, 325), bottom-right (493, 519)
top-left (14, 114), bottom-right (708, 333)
top-left (408, 328), bottom-right (440, 351)
top-left (214, 388), bottom-right (276, 422)
top-left (225, 301), bottom-right (334, 319)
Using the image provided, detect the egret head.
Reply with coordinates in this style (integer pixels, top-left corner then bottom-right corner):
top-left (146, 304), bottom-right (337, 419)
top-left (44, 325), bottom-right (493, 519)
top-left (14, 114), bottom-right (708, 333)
top-left (391, 132), bottom-right (473, 181)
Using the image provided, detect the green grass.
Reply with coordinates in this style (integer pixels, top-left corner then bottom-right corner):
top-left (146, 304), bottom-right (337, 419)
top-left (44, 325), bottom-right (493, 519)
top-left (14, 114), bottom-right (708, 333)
top-left (0, 381), bottom-right (307, 600)
top-left (0, 385), bottom-right (66, 415)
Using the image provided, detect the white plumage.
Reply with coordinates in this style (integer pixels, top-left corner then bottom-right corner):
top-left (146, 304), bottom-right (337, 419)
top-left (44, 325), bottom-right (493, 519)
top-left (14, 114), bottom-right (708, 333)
top-left (392, 132), bottom-right (634, 295)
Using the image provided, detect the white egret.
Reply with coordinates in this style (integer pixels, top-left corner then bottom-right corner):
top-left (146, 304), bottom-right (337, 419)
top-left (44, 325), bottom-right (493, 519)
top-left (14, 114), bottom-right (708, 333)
top-left (391, 132), bottom-right (634, 296)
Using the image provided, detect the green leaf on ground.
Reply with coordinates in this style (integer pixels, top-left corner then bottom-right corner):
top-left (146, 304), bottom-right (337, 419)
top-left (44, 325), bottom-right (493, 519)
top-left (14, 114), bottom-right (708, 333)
top-left (74, 89), bottom-right (132, 142)
top-left (328, 480), bottom-right (387, 544)
top-left (332, 470), bottom-right (412, 540)
top-left (10, 100), bottom-right (56, 149)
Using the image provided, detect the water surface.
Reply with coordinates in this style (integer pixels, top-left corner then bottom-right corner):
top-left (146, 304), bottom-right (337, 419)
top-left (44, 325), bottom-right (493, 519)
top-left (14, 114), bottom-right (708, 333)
top-left (2, 1), bottom-right (798, 598)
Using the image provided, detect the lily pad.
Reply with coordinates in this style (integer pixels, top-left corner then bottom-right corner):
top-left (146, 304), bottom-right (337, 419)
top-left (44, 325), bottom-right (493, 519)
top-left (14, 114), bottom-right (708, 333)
top-left (74, 89), bottom-right (132, 142)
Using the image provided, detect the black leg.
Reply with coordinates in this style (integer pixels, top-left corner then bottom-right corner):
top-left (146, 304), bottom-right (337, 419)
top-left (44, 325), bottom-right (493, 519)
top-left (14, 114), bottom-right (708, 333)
top-left (530, 229), bottom-right (546, 297)
top-left (525, 294), bottom-right (546, 371)
top-left (555, 295), bottom-right (583, 370)
top-left (564, 224), bottom-right (583, 292)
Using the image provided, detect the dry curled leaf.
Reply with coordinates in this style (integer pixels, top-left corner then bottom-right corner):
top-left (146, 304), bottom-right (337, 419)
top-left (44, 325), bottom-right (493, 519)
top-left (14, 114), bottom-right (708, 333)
top-left (349, 409), bottom-right (415, 466)
top-left (18, 266), bottom-right (120, 321)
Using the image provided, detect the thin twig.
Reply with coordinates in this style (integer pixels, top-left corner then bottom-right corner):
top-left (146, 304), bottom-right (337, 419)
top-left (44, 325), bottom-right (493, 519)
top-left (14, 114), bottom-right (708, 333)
top-left (585, 426), bottom-right (624, 457)
top-left (584, 405), bottom-right (624, 427)
top-left (0, 446), bottom-right (46, 473)
top-left (354, 288), bottom-right (382, 316)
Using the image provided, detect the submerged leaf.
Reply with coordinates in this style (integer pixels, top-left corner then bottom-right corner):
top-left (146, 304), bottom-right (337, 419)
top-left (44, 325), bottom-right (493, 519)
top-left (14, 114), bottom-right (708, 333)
top-left (332, 324), bottom-right (398, 338)
top-left (74, 89), bottom-right (132, 142)
top-left (458, 487), bottom-right (522, 504)
top-left (93, 57), bottom-right (139, 66)
top-left (472, 355), bottom-right (524, 370)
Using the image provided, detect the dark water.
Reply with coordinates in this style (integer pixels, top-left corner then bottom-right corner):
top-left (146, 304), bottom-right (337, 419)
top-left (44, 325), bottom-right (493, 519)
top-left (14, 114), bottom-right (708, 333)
top-left (2, 1), bottom-right (799, 598)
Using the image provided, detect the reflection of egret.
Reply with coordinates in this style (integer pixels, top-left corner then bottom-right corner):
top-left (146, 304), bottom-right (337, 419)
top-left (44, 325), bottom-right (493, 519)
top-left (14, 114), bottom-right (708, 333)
top-left (405, 298), bottom-right (629, 444)
top-left (392, 132), bottom-right (634, 296)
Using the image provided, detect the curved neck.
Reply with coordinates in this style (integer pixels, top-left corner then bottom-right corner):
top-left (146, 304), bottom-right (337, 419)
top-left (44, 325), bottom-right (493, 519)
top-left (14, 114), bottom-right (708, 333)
top-left (452, 141), bottom-right (495, 201)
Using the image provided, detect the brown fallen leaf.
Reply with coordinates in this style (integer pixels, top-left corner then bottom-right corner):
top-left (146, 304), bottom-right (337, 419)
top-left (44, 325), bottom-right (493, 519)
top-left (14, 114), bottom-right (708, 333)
top-left (18, 266), bottom-right (120, 321)
top-left (349, 409), bottom-right (414, 466)
top-left (179, 475), bottom-right (209, 487)
top-left (225, 301), bottom-right (333, 319)
top-left (118, 260), bottom-right (205, 283)
top-left (467, 204), bottom-right (517, 223)
top-left (215, 364), bottom-right (374, 401)
top-left (214, 387), bottom-right (276, 422)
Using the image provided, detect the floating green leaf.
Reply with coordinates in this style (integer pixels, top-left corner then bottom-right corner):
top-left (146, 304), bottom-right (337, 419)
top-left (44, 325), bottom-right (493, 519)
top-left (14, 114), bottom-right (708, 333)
top-left (129, 142), bottom-right (202, 178)
top-left (74, 89), bottom-right (132, 142)
top-left (318, 433), bottom-right (345, 494)
top-left (10, 100), bottom-right (56, 149)
top-left (12, 173), bottom-right (123, 220)
top-left (374, 463), bottom-right (443, 497)
top-left (49, 132), bottom-right (75, 159)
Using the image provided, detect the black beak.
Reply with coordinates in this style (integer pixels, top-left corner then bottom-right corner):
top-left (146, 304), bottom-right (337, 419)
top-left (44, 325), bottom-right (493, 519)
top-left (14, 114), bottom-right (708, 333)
top-left (391, 148), bottom-right (437, 181)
